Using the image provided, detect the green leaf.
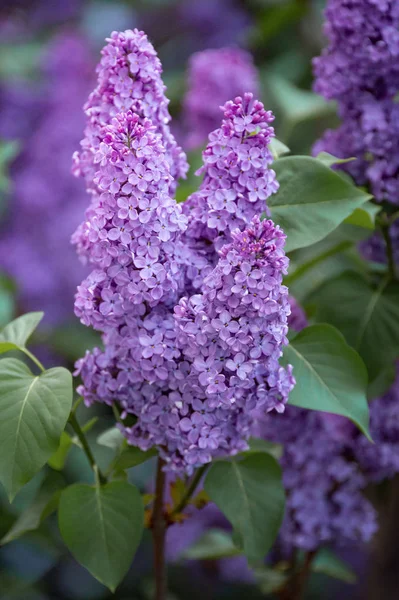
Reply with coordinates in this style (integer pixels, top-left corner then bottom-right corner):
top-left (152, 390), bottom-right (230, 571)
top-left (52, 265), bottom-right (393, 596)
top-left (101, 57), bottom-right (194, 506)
top-left (0, 312), bottom-right (43, 354)
top-left (313, 273), bottom-right (399, 383)
top-left (113, 446), bottom-right (157, 471)
top-left (246, 437), bottom-right (282, 460)
top-left (283, 324), bottom-right (370, 438)
top-left (182, 529), bottom-right (241, 561)
top-left (253, 565), bottom-right (289, 595)
top-left (344, 202), bottom-right (380, 229)
top-left (1, 473), bottom-right (63, 544)
top-left (58, 481), bottom-right (144, 591)
top-left (268, 76), bottom-right (335, 128)
top-left (48, 432), bottom-right (73, 471)
top-left (0, 358), bottom-right (73, 500)
top-left (315, 152), bottom-right (356, 168)
top-left (204, 453), bottom-right (285, 562)
top-left (270, 138), bottom-right (290, 160)
top-left (270, 157), bottom-right (372, 252)
top-left (97, 427), bottom-right (125, 451)
top-left (312, 548), bottom-right (356, 584)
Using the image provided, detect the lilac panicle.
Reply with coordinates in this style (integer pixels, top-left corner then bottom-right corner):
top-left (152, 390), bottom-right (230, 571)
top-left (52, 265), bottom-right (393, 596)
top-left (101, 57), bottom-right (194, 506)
top-left (183, 47), bottom-right (259, 149)
top-left (74, 111), bottom-right (187, 330)
top-left (76, 217), bottom-right (294, 472)
top-left (179, 93), bottom-right (279, 291)
top-left (74, 33), bottom-right (292, 473)
top-left (354, 365), bottom-right (399, 482)
top-left (257, 408), bottom-right (378, 553)
top-left (73, 29), bottom-right (188, 194)
top-left (313, 0), bottom-right (399, 265)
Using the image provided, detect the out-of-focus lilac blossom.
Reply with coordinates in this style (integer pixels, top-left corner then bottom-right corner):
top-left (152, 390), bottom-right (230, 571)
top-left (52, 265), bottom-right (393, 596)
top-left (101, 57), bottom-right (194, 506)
top-left (313, 0), bottom-right (399, 203)
top-left (313, 0), bottom-right (399, 265)
top-left (354, 366), bottom-right (399, 482)
top-left (178, 0), bottom-right (252, 52)
top-left (0, 32), bottom-right (93, 324)
top-left (257, 408), bottom-right (378, 553)
top-left (0, 1), bottom-right (83, 40)
top-left (183, 47), bottom-right (259, 150)
top-left (288, 296), bottom-right (307, 333)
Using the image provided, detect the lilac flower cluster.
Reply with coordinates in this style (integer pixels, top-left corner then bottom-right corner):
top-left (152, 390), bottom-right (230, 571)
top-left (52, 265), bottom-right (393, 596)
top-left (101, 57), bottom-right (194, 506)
top-left (0, 33), bottom-right (92, 324)
top-left (258, 407), bottom-right (378, 553)
top-left (74, 110), bottom-right (187, 330)
top-left (74, 32), bottom-right (293, 472)
top-left (354, 366), bottom-right (399, 482)
top-left (287, 296), bottom-right (307, 333)
top-left (76, 215), bottom-right (294, 471)
top-left (313, 0), bottom-right (399, 263)
top-left (183, 47), bottom-right (259, 149)
top-left (180, 93), bottom-right (279, 291)
top-left (251, 301), bottom-right (378, 553)
top-left (73, 28), bottom-right (188, 197)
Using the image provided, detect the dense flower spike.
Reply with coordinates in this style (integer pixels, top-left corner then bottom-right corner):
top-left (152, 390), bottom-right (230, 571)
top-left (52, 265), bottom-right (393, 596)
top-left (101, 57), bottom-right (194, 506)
top-left (74, 33), bottom-right (292, 472)
top-left (179, 93), bottom-right (279, 290)
top-left (313, 0), bottom-right (399, 205)
top-left (74, 111), bottom-right (187, 329)
top-left (73, 29), bottom-right (188, 194)
top-left (76, 217), bottom-right (293, 472)
top-left (183, 48), bottom-right (259, 149)
top-left (354, 366), bottom-right (399, 482)
top-left (0, 33), bottom-right (91, 323)
top-left (257, 408), bottom-right (378, 553)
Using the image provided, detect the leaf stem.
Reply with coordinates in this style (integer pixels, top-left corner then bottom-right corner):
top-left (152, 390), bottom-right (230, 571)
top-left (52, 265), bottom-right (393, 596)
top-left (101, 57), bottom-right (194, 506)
top-left (68, 412), bottom-right (107, 485)
top-left (382, 222), bottom-right (396, 280)
top-left (152, 457), bottom-right (167, 600)
top-left (171, 464), bottom-right (208, 516)
top-left (278, 550), bottom-right (316, 600)
top-left (23, 348), bottom-right (45, 373)
top-left (285, 241), bottom-right (352, 286)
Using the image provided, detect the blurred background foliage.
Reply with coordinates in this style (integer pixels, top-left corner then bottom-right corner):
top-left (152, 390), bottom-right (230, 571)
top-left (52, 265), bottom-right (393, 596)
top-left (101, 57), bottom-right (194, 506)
top-left (0, 1), bottom-right (366, 598)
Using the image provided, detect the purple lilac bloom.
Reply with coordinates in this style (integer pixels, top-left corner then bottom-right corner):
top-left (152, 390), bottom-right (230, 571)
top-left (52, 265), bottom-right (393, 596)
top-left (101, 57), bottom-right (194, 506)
top-left (256, 408), bottom-right (378, 553)
top-left (72, 29), bottom-right (188, 199)
top-left (0, 32), bottom-right (92, 324)
top-left (74, 40), bottom-right (293, 472)
top-left (313, 0), bottom-right (399, 263)
top-left (288, 296), bottom-right (307, 333)
top-left (178, 0), bottom-right (252, 52)
top-left (179, 94), bottom-right (279, 291)
top-left (74, 110), bottom-right (187, 330)
top-left (354, 366), bottom-right (399, 482)
top-left (76, 216), bottom-right (294, 473)
top-left (183, 47), bottom-right (259, 150)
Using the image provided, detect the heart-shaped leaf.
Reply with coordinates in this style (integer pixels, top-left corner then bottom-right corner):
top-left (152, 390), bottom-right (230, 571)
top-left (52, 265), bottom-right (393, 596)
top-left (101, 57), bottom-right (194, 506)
top-left (58, 481), bottom-right (144, 591)
top-left (0, 358), bottom-right (72, 500)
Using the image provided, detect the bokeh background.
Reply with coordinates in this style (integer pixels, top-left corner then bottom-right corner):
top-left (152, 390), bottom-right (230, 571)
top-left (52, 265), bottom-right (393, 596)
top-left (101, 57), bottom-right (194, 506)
top-left (0, 1), bottom-right (376, 599)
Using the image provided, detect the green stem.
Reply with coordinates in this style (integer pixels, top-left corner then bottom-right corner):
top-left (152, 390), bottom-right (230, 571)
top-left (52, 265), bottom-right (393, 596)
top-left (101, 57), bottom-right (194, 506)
top-left (171, 465), bottom-right (208, 516)
top-left (152, 457), bottom-right (167, 600)
top-left (382, 223), bottom-right (396, 280)
top-left (69, 412), bottom-right (107, 485)
top-left (285, 241), bottom-right (352, 286)
top-left (23, 348), bottom-right (45, 373)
